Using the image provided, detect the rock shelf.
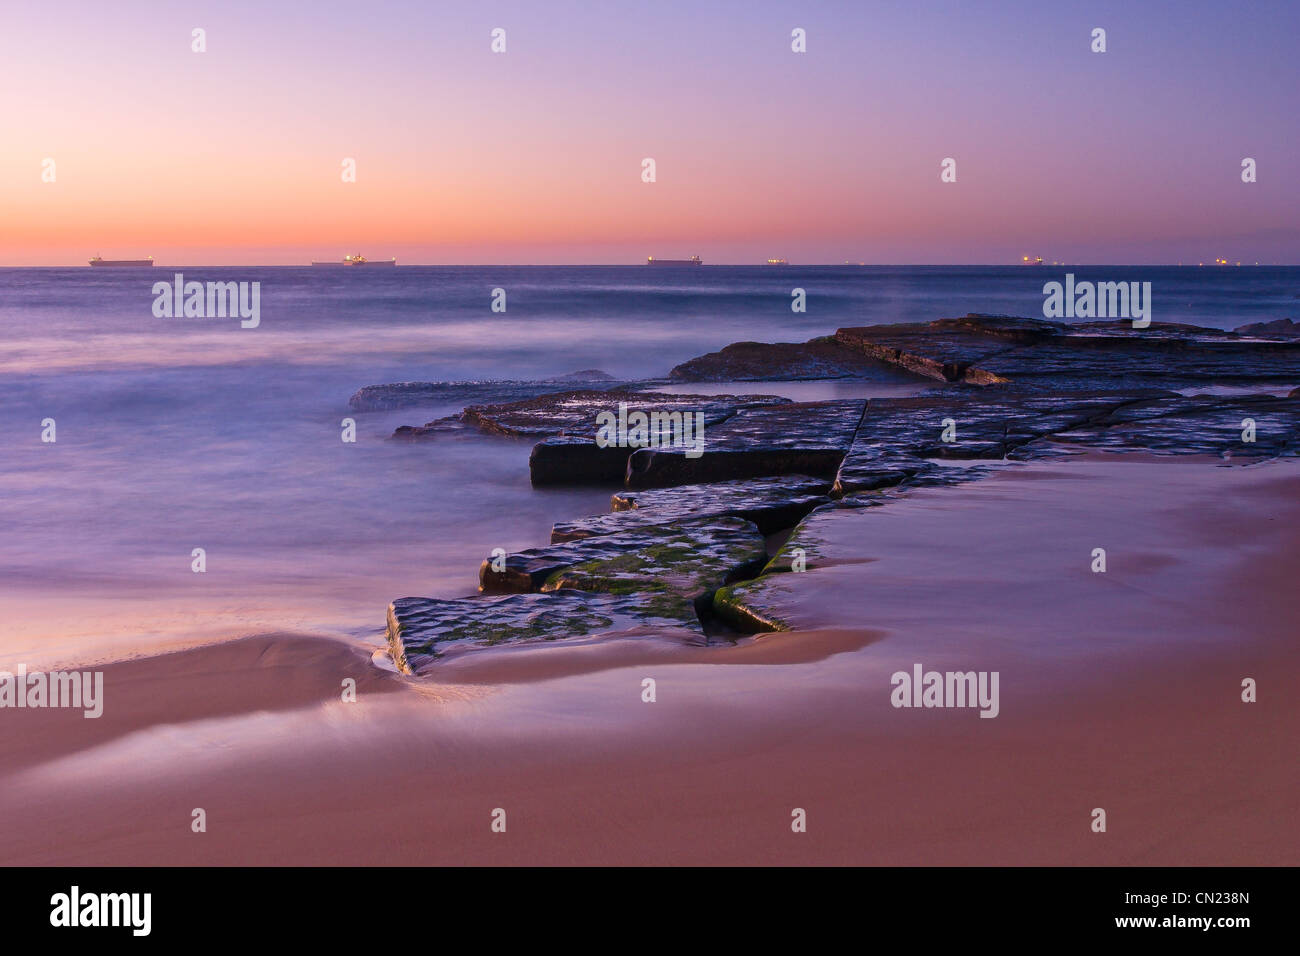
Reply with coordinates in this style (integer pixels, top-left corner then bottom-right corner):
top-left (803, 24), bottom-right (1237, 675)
top-left (382, 314), bottom-right (1300, 672)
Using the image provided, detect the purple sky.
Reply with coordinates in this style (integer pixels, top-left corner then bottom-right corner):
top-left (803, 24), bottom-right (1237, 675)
top-left (2, 0), bottom-right (1297, 264)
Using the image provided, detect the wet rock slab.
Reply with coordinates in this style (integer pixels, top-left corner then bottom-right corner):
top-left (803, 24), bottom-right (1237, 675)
top-left (836, 314), bottom-right (1300, 390)
top-left (397, 388), bottom-right (788, 442)
top-left (529, 435), bottom-right (643, 485)
top-left (668, 336), bottom-right (921, 382)
top-left (624, 399), bottom-right (866, 489)
top-left (541, 516), bottom-right (768, 623)
top-left (550, 475), bottom-right (832, 542)
top-left (1051, 393), bottom-right (1300, 457)
top-left (833, 315), bottom-right (1059, 385)
top-left (480, 516), bottom-right (767, 598)
top-left (827, 389), bottom-right (1300, 496)
top-left (981, 339), bottom-right (1300, 389)
top-left (712, 575), bottom-right (801, 633)
top-left (831, 391), bottom-right (1162, 495)
top-left (464, 390), bottom-right (772, 438)
top-left (387, 591), bottom-right (699, 673)
top-left (439, 390), bottom-right (793, 483)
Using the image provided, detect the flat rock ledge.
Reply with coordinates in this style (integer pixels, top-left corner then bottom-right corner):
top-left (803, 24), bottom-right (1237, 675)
top-left (388, 591), bottom-right (699, 673)
top-left (668, 336), bottom-right (921, 382)
top-left (551, 475), bottom-right (832, 542)
top-left (383, 313), bottom-right (1300, 669)
top-left (835, 314), bottom-right (1300, 388)
top-left (624, 399), bottom-right (865, 489)
top-left (387, 516), bottom-right (769, 673)
top-left (478, 516), bottom-right (766, 597)
top-left (392, 388), bottom-right (787, 449)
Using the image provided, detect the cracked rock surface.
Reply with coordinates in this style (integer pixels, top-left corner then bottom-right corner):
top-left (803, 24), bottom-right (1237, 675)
top-left (380, 314), bottom-right (1300, 671)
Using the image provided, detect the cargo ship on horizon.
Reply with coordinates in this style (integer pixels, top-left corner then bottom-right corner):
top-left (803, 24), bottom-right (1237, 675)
top-left (310, 254), bottom-right (396, 267)
top-left (646, 255), bottom-right (702, 266)
top-left (88, 256), bottom-right (154, 267)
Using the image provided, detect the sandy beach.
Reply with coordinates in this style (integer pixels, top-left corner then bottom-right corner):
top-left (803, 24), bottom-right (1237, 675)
top-left (2, 454), bottom-right (1293, 867)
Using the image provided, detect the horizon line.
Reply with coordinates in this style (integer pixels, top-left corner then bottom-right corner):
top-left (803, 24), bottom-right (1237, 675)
top-left (4, 261), bottom-right (1299, 269)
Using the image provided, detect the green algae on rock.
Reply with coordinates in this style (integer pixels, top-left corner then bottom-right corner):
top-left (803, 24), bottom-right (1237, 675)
top-left (481, 516), bottom-right (767, 596)
top-left (712, 577), bottom-right (799, 633)
top-left (541, 516), bottom-right (769, 623)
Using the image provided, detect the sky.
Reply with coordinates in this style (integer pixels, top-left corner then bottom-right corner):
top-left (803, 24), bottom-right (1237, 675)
top-left (1, 0), bottom-right (1297, 265)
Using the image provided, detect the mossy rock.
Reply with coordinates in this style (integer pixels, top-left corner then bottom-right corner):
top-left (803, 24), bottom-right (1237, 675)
top-left (483, 516), bottom-right (767, 594)
top-left (540, 517), bottom-right (768, 619)
top-left (387, 591), bottom-right (698, 673)
top-left (712, 578), bottom-right (796, 633)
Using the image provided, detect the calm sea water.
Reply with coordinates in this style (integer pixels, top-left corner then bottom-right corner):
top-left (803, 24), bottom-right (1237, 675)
top-left (1, 265), bottom-right (1296, 665)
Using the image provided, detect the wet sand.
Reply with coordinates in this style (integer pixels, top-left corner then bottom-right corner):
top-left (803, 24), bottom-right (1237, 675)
top-left (1, 455), bottom-right (1295, 866)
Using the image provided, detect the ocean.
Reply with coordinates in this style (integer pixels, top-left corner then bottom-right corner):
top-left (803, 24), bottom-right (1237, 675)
top-left (1, 264), bottom-right (1296, 666)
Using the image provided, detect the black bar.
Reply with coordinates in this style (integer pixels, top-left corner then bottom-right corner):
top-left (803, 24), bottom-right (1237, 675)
top-left (2, 866), bottom-right (1282, 942)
